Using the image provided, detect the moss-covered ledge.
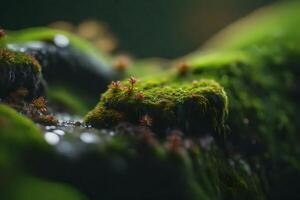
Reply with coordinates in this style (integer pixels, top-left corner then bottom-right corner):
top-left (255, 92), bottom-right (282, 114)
top-left (85, 77), bottom-right (228, 136)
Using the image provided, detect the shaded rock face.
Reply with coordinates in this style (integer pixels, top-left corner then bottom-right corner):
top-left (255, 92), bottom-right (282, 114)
top-left (8, 40), bottom-right (117, 95)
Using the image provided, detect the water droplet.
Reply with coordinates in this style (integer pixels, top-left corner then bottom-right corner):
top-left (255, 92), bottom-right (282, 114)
top-left (45, 125), bottom-right (56, 130)
top-left (44, 132), bottom-right (60, 145)
top-left (54, 34), bottom-right (69, 47)
top-left (243, 118), bottom-right (249, 125)
top-left (80, 132), bottom-right (100, 143)
top-left (53, 129), bottom-right (65, 136)
top-left (199, 135), bottom-right (214, 151)
top-left (229, 159), bottom-right (235, 167)
top-left (19, 47), bottom-right (26, 52)
top-left (109, 131), bottom-right (115, 136)
top-left (56, 141), bottom-right (76, 157)
top-left (27, 42), bottom-right (44, 49)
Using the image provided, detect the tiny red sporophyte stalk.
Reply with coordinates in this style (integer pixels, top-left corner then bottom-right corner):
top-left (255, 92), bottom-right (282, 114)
top-left (126, 76), bottom-right (137, 94)
top-left (32, 96), bottom-right (47, 110)
top-left (135, 92), bottom-right (145, 100)
top-left (109, 81), bottom-right (122, 90)
top-left (177, 62), bottom-right (190, 76)
top-left (167, 132), bottom-right (183, 152)
top-left (0, 29), bottom-right (6, 38)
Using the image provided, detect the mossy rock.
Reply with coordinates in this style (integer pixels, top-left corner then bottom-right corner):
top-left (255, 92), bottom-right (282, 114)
top-left (83, 2), bottom-right (300, 199)
top-left (85, 78), bottom-right (228, 136)
top-left (176, 2), bottom-right (300, 198)
top-left (1, 28), bottom-right (120, 95)
top-left (0, 48), bottom-right (44, 99)
top-left (179, 1), bottom-right (300, 158)
top-left (32, 128), bottom-right (263, 200)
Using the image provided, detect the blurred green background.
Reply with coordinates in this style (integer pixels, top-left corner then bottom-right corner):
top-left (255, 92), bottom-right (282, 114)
top-left (1, 0), bottom-right (277, 58)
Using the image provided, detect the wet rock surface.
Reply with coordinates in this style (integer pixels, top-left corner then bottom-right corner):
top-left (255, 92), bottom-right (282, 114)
top-left (8, 40), bottom-right (118, 94)
top-left (40, 113), bottom-right (114, 157)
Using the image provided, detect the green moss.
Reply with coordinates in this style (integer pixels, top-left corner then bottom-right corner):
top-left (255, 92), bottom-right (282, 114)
top-left (83, 2), bottom-right (300, 199)
top-left (86, 78), bottom-right (228, 135)
top-left (1, 175), bottom-right (88, 200)
top-left (180, 3), bottom-right (300, 158)
top-left (174, 2), bottom-right (300, 198)
top-left (0, 48), bottom-right (43, 98)
top-left (0, 48), bottom-right (41, 72)
top-left (0, 103), bottom-right (48, 175)
top-left (0, 104), bottom-right (42, 140)
top-left (0, 104), bottom-right (46, 155)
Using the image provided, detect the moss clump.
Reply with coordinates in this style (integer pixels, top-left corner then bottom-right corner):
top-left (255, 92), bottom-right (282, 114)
top-left (180, 1), bottom-right (300, 158)
top-left (0, 48), bottom-right (44, 99)
top-left (173, 2), bottom-right (300, 198)
top-left (176, 50), bottom-right (300, 199)
top-left (85, 78), bottom-right (227, 135)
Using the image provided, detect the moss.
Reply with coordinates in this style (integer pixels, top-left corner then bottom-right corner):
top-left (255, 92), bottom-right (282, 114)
top-left (82, 2), bottom-right (300, 199)
top-left (33, 128), bottom-right (263, 200)
top-left (174, 2), bottom-right (300, 198)
top-left (1, 175), bottom-right (88, 200)
top-left (0, 48), bottom-right (41, 72)
top-left (0, 103), bottom-right (48, 176)
top-left (180, 2), bottom-right (300, 158)
top-left (0, 48), bottom-right (44, 99)
top-left (0, 103), bottom-right (46, 154)
top-left (85, 78), bottom-right (228, 135)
